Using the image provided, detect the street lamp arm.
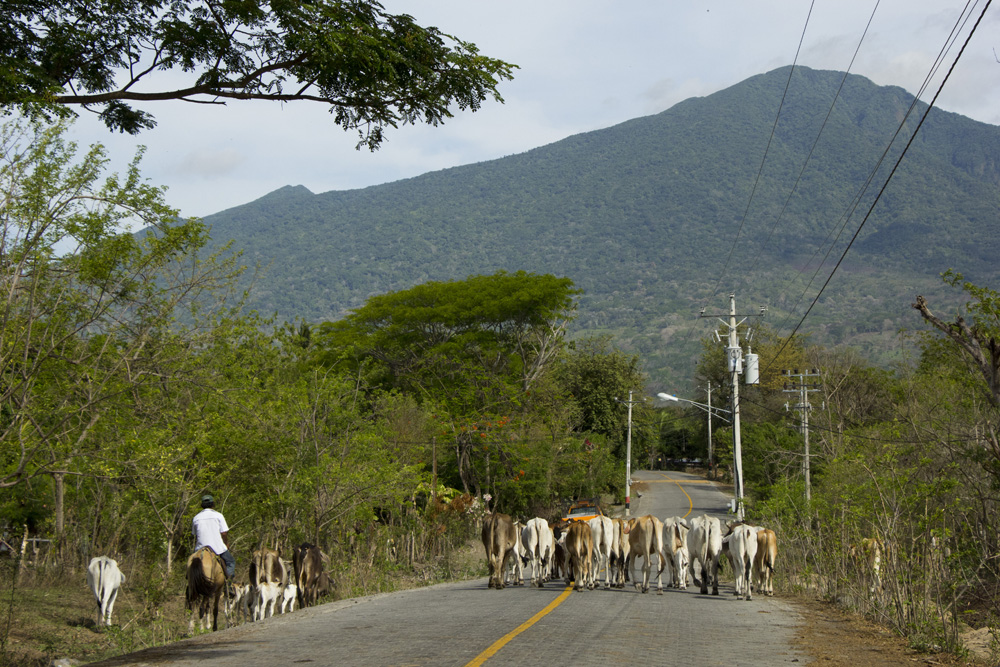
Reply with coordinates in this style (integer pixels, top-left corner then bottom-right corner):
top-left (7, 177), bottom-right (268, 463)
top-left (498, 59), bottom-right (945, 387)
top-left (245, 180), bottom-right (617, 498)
top-left (656, 392), bottom-right (732, 422)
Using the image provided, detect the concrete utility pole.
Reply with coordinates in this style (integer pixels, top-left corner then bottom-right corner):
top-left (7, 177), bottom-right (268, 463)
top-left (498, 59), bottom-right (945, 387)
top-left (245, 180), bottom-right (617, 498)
top-left (616, 390), bottom-right (644, 517)
top-left (783, 369), bottom-right (823, 503)
top-left (699, 294), bottom-right (764, 521)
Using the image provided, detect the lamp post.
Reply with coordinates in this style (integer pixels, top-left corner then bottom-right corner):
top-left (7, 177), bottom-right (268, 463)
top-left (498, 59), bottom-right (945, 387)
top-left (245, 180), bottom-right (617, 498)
top-left (657, 391), bottom-right (738, 513)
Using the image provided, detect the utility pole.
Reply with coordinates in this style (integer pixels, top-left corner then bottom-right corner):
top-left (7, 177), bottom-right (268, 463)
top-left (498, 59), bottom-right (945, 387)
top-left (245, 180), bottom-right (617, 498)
top-left (616, 391), bottom-right (643, 517)
top-left (700, 294), bottom-right (764, 521)
top-left (783, 369), bottom-right (823, 502)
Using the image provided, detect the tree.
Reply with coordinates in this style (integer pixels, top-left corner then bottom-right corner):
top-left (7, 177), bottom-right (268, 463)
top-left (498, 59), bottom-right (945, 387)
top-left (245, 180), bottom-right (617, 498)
top-left (913, 270), bottom-right (1000, 407)
top-left (554, 335), bottom-right (647, 456)
top-left (0, 118), bottom-right (241, 490)
top-left (1, 1), bottom-right (516, 141)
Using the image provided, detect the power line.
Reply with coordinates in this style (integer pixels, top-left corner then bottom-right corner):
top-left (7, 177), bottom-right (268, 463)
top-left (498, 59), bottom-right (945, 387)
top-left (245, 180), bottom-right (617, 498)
top-left (765, 0), bottom-right (992, 371)
top-left (710, 1), bottom-right (817, 300)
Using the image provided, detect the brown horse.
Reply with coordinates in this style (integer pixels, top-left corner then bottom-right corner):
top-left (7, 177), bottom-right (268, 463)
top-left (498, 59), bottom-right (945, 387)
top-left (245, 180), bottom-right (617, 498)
top-left (186, 547), bottom-right (227, 633)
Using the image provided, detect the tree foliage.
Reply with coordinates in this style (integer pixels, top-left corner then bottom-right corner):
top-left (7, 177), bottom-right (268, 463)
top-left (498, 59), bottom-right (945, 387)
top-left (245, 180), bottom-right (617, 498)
top-left (0, 0), bottom-right (516, 140)
top-left (0, 118), bottom-right (240, 489)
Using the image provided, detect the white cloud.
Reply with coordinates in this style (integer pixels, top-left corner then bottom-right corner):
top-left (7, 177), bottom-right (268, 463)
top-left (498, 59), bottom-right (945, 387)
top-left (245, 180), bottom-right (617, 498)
top-left (58, 1), bottom-right (1000, 219)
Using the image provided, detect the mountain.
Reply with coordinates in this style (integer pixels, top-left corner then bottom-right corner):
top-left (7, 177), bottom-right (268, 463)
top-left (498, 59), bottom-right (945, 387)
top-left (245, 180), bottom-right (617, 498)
top-left (201, 66), bottom-right (1000, 389)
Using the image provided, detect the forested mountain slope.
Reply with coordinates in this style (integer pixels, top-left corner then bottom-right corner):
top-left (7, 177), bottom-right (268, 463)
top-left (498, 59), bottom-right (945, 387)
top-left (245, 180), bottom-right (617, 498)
top-left (202, 65), bottom-right (1000, 388)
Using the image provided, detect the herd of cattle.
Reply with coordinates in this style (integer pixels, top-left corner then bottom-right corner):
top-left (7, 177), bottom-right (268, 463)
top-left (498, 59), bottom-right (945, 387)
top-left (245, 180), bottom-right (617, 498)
top-left (84, 542), bottom-right (333, 633)
top-left (482, 512), bottom-right (779, 599)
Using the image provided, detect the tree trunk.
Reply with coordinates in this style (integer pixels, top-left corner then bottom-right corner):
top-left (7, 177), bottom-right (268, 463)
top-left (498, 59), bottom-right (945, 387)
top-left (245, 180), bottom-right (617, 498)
top-left (54, 472), bottom-right (65, 564)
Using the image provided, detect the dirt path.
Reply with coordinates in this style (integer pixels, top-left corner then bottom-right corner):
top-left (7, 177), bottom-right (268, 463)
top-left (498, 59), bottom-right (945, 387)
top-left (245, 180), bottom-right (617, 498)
top-left (791, 596), bottom-right (992, 666)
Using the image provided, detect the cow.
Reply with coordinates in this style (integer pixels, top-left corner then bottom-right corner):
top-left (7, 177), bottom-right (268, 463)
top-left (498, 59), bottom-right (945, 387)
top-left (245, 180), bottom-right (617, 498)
top-left (849, 537), bottom-right (884, 594)
top-left (564, 520), bottom-right (593, 591)
top-left (753, 528), bottom-right (778, 596)
top-left (253, 580), bottom-right (282, 620)
top-left (481, 512), bottom-right (517, 589)
top-left (186, 547), bottom-right (227, 632)
top-left (724, 523), bottom-right (760, 600)
top-left (86, 556), bottom-right (124, 628)
top-left (610, 517), bottom-right (631, 588)
top-left (249, 547), bottom-right (287, 619)
top-left (587, 515), bottom-right (614, 589)
top-left (292, 542), bottom-right (326, 608)
top-left (504, 520), bottom-right (525, 586)
top-left (662, 516), bottom-right (690, 589)
top-left (280, 583), bottom-right (298, 613)
top-left (521, 518), bottom-right (554, 587)
top-left (626, 514), bottom-right (665, 594)
top-left (225, 582), bottom-right (252, 623)
top-left (686, 514), bottom-right (723, 595)
top-left (550, 527), bottom-right (568, 581)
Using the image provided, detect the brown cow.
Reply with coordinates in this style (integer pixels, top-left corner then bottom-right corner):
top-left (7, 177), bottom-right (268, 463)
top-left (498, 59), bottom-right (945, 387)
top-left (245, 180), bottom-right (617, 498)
top-left (293, 542), bottom-right (327, 608)
top-left (564, 520), bottom-right (594, 591)
top-left (481, 512), bottom-right (517, 589)
top-left (753, 528), bottom-right (778, 596)
top-left (626, 514), bottom-right (665, 594)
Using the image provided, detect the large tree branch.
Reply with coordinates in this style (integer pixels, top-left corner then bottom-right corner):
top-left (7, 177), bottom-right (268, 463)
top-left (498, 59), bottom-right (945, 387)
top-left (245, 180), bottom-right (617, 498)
top-left (913, 294), bottom-right (1000, 406)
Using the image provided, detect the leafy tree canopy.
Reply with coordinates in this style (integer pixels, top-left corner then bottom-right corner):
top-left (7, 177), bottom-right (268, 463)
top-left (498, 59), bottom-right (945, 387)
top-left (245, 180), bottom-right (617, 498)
top-left (313, 270), bottom-right (579, 401)
top-left (1, 0), bottom-right (516, 140)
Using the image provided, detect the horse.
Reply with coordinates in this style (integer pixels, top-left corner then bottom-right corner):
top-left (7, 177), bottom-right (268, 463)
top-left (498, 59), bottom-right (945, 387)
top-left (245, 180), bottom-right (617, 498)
top-left (186, 547), bottom-right (227, 633)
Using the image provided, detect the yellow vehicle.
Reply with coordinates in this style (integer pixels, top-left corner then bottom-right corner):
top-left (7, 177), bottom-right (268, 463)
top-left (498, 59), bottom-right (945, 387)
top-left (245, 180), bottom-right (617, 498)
top-left (562, 499), bottom-right (603, 523)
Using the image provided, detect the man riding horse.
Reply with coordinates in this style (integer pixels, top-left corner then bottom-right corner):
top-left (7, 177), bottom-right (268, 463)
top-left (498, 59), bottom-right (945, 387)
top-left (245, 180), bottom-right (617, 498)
top-left (192, 494), bottom-right (236, 579)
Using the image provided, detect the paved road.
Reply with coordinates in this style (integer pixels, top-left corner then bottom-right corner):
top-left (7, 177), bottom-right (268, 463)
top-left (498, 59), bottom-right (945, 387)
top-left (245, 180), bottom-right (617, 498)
top-left (93, 471), bottom-right (809, 666)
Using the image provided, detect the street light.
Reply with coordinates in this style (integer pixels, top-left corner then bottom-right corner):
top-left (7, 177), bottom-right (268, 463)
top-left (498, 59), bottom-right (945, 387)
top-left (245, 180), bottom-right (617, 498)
top-left (657, 392), bottom-right (736, 506)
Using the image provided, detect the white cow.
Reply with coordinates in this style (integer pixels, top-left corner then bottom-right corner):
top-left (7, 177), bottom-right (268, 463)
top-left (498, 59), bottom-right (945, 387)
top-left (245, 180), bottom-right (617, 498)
top-left (662, 516), bottom-right (690, 589)
top-left (725, 523), bottom-right (760, 601)
top-left (86, 556), bottom-right (124, 627)
top-left (687, 514), bottom-right (723, 595)
top-left (587, 515), bottom-right (614, 589)
top-left (280, 583), bottom-right (298, 613)
top-left (610, 517), bottom-right (630, 588)
top-left (521, 518), bottom-right (554, 587)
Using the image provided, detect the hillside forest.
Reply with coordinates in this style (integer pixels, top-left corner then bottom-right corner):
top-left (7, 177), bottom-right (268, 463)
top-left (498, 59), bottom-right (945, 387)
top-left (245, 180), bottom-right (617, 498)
top-left (2, 119), bottom-right (999, 663)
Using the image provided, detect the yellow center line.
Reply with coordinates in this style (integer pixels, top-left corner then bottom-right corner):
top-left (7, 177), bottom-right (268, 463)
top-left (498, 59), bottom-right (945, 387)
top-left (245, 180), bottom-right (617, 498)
top-left (465, 586), bottom-right (574, 666)
top-left (651, 472), bottom-right (695, 519)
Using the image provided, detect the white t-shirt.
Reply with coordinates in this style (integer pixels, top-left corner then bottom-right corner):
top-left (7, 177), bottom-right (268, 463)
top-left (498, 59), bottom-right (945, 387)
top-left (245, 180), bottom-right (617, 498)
top-left (192, 508), bottom-right (229, 554)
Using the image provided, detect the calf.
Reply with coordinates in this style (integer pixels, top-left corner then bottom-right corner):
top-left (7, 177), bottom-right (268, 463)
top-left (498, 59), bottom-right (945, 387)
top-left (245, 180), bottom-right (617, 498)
top-left (662, 516), bottom-right (690, 589)
top-left (626, 515), bottom-right (665, 594)
top-left (687, 514), bottom-right (723, 595)
top-left (254, 581), bottom-right (282, 620)
top-left (225, 582), bottom-right (252, 623)
top-left (86, 556), bottom-right (124, 627)
top-left (280, 583), bottom-right (298, 613)
top-left (753, 528), bottom-right (778, 596)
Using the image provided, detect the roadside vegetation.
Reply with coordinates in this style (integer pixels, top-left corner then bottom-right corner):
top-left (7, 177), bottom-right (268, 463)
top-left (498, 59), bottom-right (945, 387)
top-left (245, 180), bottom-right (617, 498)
top-left (1, 118), bottom-right (998, 665)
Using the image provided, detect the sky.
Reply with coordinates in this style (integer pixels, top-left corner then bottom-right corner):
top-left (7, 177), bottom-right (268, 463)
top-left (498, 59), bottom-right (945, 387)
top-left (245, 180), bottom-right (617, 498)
top-left (64, 1), bottom-right (1000, 220)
